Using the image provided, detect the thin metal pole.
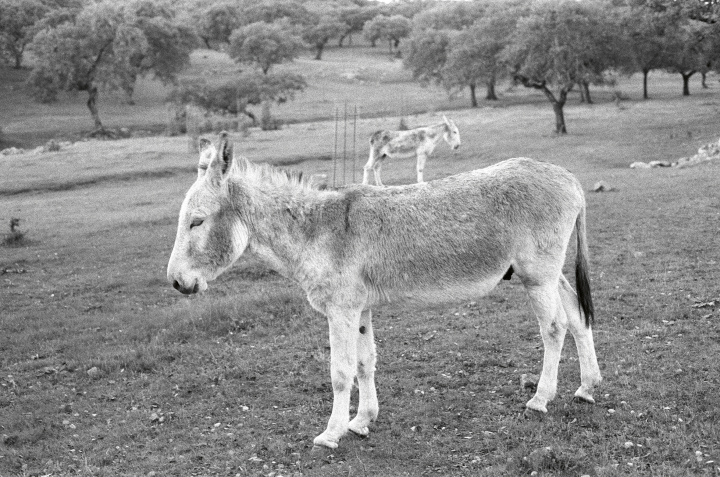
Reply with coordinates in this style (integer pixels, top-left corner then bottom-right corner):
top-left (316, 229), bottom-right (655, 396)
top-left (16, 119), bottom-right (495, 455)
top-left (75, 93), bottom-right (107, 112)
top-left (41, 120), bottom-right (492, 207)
top-left (343, 101), bottom-right (348, 186)
top-left (333, 106), bottom-right (338, 188)
top-left (352, 105), bottom-right (357, 184)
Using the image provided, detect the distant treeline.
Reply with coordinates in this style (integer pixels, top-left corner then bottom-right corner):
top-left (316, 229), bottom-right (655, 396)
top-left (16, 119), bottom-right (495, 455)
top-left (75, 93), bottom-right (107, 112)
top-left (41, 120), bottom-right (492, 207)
top-left (1, 0), bottom-right (719, 133)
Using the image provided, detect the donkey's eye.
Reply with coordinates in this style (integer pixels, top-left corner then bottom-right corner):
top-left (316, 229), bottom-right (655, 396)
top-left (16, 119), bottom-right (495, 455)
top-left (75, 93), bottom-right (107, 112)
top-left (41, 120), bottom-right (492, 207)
top-left (190, 218), bottom-right (204, 229)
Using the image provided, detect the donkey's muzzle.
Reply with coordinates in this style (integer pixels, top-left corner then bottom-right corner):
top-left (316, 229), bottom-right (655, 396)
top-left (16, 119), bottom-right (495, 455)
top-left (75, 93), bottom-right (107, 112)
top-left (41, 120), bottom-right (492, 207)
top-left (173, 280), bottom-right (199, 295)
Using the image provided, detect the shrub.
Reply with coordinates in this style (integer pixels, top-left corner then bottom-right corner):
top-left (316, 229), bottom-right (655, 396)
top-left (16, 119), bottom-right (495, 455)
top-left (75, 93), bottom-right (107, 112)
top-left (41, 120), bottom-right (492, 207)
top-left (3, 218), bottom-right (28, 247)
top-left (44, 139), bottom-right (60, 152)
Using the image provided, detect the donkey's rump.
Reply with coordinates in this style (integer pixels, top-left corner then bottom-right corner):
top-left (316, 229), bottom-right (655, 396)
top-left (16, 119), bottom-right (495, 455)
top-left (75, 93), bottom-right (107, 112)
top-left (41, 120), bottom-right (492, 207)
top-left (333, 158), bottom-right (585, 305)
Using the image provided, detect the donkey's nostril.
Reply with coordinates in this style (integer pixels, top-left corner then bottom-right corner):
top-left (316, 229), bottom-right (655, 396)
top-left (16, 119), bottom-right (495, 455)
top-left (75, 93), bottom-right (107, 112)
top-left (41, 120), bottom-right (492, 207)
top-left (192, 283), bottom-right (200, 294)
top-left (173, 280), bottom-right (181, 291)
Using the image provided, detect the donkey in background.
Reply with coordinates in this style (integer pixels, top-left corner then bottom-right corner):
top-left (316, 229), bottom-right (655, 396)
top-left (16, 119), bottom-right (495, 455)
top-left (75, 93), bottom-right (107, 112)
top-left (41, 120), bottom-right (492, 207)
top-left (363, 115), bottom-right (461, 186)
top-left (167, 133), bottom-right (602, 449)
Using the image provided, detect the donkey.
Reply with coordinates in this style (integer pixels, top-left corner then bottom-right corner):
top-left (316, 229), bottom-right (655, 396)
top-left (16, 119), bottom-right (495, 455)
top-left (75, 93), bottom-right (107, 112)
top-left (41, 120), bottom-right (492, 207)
top-left (363, 115), bottom-right (461, 186)
top-left (167, 133), bottom-right (602, 450)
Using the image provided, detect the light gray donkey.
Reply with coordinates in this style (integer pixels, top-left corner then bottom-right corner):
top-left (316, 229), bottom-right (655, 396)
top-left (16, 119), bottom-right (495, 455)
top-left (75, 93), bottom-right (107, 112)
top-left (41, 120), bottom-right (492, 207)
top-left (167, 133), bottom-right (602, 449)
top-left (363, 115), bottom-right (461, 186)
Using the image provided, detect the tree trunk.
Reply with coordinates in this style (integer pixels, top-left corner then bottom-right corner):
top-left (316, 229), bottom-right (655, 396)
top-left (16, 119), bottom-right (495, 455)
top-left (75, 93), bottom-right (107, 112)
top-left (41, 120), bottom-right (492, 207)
top-left (580, 81), bottom-right (592, 104)
top-left (315, 43), bottom-right (324, 60)
top-left (540, 85), bottom-right (569, 134)
top-left (469, 83), bottom-right (478, 107)
top-left (13, 51), bottom-right (22, 69)
top-left (515, 76), bottom-right (570, 134)
top-left (552, 102), bottom-right (567, 134)
top-left (681, 72), bottom-right (694, 96)
top-left (124, 82), bottom-right (136, 105)
top-left (643, 69), bottom-right (650, 100)
top-left (87, 85), bottom-right (104, 131)
top-left (701, 72), bottom-right (708, 89)
top-left (485, 79), bottom-right (497, 101)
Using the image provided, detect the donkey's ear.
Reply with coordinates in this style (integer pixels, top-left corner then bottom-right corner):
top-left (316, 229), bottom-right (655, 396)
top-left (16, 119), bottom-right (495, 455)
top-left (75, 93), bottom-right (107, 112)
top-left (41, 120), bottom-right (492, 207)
top-left (198, 137), bottom-right (212, 152)
top-left (214, 131), bottom-right (234, 176)
top-left (442, 115), bottom-right (451, 127)
top-left (197, 138), bottom-right (216, 178)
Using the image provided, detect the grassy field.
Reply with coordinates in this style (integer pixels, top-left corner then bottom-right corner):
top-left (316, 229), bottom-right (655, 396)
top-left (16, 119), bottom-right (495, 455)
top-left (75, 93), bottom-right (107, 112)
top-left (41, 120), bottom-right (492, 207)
top-left (2, 45), bottom-right (720, 476)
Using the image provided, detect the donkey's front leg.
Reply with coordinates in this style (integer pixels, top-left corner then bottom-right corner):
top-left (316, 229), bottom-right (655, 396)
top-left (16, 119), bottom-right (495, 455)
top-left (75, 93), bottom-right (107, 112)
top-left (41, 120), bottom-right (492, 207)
top-left (313, 307), bottom-right (359, 449)
top-left (416, 153), bottom-right (428, 183)
top-left (348, 309), bottom-right (378, 437)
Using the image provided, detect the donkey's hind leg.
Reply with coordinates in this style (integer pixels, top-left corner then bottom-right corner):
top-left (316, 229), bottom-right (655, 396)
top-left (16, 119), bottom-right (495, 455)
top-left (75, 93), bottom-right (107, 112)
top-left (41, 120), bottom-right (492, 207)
top-left (348, 309), bottom-right (379, 437)
top-left (525, 282), bottom-right (567, 413)
top-left (558, 274), bottom-right (602, 403)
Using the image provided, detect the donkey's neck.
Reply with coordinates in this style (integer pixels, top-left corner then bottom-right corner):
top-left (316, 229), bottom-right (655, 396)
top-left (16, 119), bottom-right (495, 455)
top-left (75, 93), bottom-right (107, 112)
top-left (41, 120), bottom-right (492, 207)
top-left (230, 177), bottom-right (334, 281)
top-left (424, 123), bottom-right (447, 143)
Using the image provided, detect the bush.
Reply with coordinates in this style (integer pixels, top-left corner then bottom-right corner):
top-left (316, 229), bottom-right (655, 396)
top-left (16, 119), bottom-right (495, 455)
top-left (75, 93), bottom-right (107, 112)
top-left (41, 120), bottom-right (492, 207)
top-left (3, 218), bottom-right (28, 247)
top-left (44, 139), bottom-right (60, 152)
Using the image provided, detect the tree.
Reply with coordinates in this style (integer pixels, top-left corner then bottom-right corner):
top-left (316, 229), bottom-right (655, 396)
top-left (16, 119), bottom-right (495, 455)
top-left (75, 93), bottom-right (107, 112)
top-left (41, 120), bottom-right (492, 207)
top-left (168, 71), bottom-right (306, 124)
top-left (443, 12), bottom-right (516, 105)
top-left (665, 18), bottom-right (715, 96)
top-left (193, 1), bottom-right (243, 48)
top-left (620, 4), bottom-right (678, 99)
top-left (241, 0), bottom-right (313, 26)
top-left (337, 5), bottom-right (382, 47)
top-left (228, 21), bottom-right (304, 74)
top-left (0, 0), bottom-right (47, 69)
top-left (412, 1), bottom-right (486, 31)
top-left (363, 14), bottom-right (411, 54)
top-left (27, 1), bottom-right (193, 132)
top-left (302, 13), bottom-right (347, 60)
top-left (403, 28), bottom-right (454, 86)
top-left (502, 1), bottom-right (620, 134)
top-left (121, 0), bottom-right (197, 103)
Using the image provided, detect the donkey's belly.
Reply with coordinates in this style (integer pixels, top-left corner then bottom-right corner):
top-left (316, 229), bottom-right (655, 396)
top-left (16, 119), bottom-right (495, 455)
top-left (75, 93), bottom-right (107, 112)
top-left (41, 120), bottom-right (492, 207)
top-left (370, 272), bottom-right (505, 308)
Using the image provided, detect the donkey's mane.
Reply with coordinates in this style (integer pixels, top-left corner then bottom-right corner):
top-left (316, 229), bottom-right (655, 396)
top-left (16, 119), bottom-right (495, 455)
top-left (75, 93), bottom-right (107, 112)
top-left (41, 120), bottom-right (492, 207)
top-left (235, 157), bottom-right (320, 192)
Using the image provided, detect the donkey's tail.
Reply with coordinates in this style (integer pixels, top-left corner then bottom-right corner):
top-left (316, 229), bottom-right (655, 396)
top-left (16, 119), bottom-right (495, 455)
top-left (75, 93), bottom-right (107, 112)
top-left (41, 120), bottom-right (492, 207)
top-left (575, 204), bottom-right (594, 327)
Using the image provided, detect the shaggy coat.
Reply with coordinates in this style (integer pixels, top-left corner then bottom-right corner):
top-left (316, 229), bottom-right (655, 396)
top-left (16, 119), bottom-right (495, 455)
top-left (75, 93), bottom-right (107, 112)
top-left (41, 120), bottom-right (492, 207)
top-left (167, 134), bottom-right (602, 449)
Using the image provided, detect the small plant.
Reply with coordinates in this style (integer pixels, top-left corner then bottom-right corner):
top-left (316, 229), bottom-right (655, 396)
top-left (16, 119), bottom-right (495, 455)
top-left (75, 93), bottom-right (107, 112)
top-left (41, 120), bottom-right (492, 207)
top-left (3, 218), bottom-right (28, 247)
top-left (44, 139), bottom-right (60, 152)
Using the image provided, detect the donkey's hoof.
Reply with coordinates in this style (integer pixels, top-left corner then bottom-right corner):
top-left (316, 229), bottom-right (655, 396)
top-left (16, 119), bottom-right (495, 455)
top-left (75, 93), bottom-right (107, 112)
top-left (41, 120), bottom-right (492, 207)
top-left (348, 425), bottom-right (369, 437)
top-left (313, 433), bottom-right (339, 449)
top-left (573, 387), bottom-right (596, 404)
top-left (523, 407), bottom-right (547, 420)
top-left (525, 396), bottom-right (549, 414)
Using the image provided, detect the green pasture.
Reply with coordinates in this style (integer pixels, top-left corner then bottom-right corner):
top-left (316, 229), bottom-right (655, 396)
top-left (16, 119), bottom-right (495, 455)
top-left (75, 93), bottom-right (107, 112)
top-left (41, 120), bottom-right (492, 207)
top-left (1, 45), bottom-right (719, 476)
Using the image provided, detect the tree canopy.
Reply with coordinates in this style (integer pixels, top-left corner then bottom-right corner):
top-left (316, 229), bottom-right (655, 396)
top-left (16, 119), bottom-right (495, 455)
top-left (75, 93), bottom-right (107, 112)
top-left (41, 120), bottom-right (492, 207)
top-left (502, 1), bottom-right (622, 133)
top-left (228, 21), bottom-right (304, 74)
top-left (363, 14), bottom-right (412, 53)
top-left (27, 1), bottom-right (196, 132)
top-left (0, 0), bottom-right (47, 69)
top-left (168, 70), bottom-right (306, 123)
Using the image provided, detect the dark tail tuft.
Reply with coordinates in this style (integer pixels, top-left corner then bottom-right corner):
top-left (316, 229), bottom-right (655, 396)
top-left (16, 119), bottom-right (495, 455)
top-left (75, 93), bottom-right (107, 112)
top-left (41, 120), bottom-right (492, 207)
top-left (575, 206), bottom-right (594, 327)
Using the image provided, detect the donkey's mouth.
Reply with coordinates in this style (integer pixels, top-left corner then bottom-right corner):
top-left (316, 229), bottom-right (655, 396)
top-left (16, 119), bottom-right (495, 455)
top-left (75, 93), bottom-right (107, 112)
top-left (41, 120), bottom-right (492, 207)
top-left (173, 280), bottom-right (200, 295)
